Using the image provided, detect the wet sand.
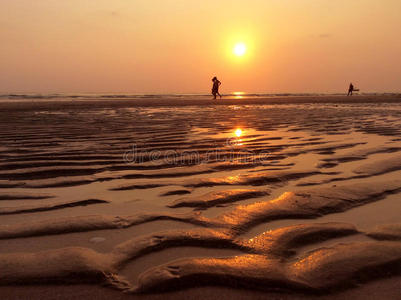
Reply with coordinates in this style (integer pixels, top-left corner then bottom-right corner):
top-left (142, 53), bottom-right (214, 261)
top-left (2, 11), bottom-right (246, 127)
top-left (0, 95), bottom-right (400, 299)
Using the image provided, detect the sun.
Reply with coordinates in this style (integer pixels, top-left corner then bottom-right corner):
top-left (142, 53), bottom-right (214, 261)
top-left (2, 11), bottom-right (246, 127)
top-left (233, 43), bottom-right (246, 56)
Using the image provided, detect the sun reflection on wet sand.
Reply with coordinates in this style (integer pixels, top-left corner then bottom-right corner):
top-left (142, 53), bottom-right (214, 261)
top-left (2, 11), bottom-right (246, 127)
top-left (230, 128), bottom-right (244, 146)
top-left (235, 128), bottom-right (243, 137)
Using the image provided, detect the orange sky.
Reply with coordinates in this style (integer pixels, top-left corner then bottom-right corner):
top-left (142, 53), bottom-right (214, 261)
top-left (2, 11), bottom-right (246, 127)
top-left (1, 0), bottom-right (400, 94)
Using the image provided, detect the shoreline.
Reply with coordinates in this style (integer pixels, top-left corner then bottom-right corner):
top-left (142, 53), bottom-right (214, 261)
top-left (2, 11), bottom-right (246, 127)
top-left (0, 95), bottom-right (401, 111)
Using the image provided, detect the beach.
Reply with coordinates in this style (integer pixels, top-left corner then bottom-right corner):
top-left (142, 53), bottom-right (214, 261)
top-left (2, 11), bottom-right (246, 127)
top-left (0, 95), bottom-right (400, 299)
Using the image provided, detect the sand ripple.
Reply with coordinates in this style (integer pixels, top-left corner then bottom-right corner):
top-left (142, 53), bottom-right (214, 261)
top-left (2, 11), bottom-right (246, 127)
top-left (1, 98), bottom-right (401, 295)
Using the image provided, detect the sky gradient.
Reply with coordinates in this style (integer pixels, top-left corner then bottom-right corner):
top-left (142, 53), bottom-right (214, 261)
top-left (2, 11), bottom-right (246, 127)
top-left (1, 0), bottom-right (400, 94)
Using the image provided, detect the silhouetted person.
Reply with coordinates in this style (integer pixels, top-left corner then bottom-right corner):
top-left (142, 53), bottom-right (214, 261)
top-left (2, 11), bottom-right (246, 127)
top-left (347, 83), bottom-right (354, 96)
top-left (212, 77), bottom-right (222, 99)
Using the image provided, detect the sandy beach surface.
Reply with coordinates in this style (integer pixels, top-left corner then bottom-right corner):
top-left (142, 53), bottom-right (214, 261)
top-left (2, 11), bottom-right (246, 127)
top-left (0, 95), bottom-right (400, 299)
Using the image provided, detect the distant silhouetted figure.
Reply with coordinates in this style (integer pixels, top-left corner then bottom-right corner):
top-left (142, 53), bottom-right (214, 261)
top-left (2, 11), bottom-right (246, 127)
top-left (347, 83), bottom-right (354, 96)
top-left (212, 77), bottom-right (222, 99)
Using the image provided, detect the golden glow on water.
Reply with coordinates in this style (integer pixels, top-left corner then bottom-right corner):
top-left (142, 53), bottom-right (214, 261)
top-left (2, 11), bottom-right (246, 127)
top-left (233, 92), bottom-right (245, 99)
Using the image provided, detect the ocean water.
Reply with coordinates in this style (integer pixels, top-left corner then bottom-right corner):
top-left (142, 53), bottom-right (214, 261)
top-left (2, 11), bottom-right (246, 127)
top-left (1, 92), bottom-right (400, 101)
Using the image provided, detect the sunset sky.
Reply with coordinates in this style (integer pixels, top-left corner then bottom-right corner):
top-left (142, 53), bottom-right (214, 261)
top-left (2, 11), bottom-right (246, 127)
top-left (1, 0), bottom-right (400, 94)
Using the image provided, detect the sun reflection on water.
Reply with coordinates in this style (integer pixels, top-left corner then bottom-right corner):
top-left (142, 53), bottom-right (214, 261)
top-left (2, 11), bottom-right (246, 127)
top-left (233, 92), bottom-right (245, 99)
